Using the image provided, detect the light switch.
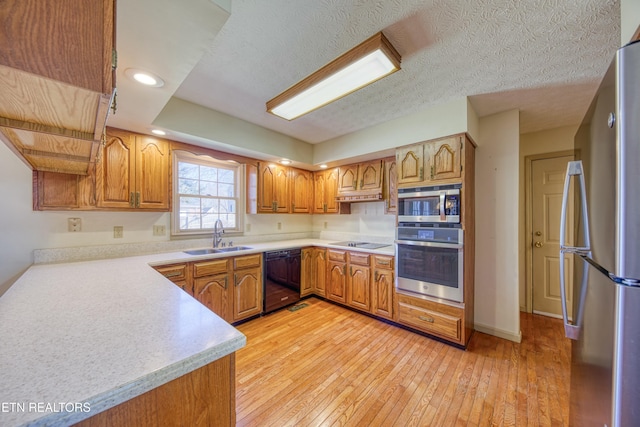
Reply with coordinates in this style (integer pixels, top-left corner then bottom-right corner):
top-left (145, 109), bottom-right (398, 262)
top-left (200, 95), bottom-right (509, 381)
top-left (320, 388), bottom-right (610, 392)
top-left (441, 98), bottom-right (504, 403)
top-left (68, 218), bottom-right (82, 232)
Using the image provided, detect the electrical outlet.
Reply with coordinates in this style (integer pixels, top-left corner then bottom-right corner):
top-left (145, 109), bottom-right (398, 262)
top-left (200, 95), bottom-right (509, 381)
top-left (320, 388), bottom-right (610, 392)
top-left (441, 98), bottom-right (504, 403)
top-left (323, 221), bottom-right (328, 229)
top-left (277, 222), bottom-right (282, 230)
top-left (68, 218), bottom-right (82, 232)
top-left (153, 225), bottom-right (166, 236)
top-left (113, 226), bottom-right (123, 238)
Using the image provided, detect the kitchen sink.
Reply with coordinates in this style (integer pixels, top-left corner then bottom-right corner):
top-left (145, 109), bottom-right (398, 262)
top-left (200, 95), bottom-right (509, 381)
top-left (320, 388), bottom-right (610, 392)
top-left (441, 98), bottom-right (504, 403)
top-left (184, 246), bottom-right (251, 255)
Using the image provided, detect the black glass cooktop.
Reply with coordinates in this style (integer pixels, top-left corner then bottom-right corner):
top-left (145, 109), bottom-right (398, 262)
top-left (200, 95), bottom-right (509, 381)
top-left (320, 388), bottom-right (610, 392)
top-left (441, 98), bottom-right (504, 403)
top-left (331, 241), bottom-right (390, 250)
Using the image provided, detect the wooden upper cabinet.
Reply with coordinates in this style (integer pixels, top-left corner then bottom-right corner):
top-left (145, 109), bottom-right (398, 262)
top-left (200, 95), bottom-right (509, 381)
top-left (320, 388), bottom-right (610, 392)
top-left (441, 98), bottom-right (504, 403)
top-left (313, 167), bottom-right (340, 214)
top-left (384, 157), bottom-right (397, 214)
top-left (337, 164), bottom-right (359, 193)
top-left (427, 136), bottom-right (462, 182)
top-left (256, 162), bottom-right (290, 213)
top-left (290, 168), bottom-right (313, 214)
top-left (96, 128), bottom-right (170, 211)
top-left (358, 160), bottom-right (384, 192)
top-left (396, 134), bottom-right (469, 188)
top-left (0, 0), bottom-right (116, 175)
top-left (397, 143), bottom-right (425, 185)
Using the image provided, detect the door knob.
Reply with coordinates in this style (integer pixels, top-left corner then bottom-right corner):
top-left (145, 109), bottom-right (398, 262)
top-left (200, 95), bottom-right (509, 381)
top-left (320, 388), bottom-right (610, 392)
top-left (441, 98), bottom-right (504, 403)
top-left (534, 241), bottom-right (543, 248)
top-left (535, 231), bottom-right (542, 236)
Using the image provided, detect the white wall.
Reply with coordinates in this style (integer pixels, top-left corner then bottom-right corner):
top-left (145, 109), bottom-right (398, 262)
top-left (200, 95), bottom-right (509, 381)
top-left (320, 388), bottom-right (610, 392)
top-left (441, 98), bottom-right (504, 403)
top-left (313, 98), bottom-right (470, 164)
top-left (474, 109), bottom-right (522, 342)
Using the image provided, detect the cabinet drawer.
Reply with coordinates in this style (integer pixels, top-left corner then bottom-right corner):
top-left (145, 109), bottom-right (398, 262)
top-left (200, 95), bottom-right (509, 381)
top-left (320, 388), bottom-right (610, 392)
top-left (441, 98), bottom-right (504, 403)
top-left (233, 254), bottom-right (261, 270)
top-left (328, 249), bottom-right (347, 262)
top-left (373, 255), bottom-right (394, 269)
top-left (349, 252), bottom-right (370, 266)
top-left (397, 297), bottom-right (462, 342)
top-left (155, 264), bottom-right (187, 282)
top-left (193, 259), bottom-right (230, 278)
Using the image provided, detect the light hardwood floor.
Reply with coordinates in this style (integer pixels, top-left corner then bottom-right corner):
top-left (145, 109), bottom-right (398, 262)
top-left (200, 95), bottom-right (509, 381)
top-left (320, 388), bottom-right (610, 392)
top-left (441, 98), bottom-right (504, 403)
top-left (235, 298), bottom-right (570, 426)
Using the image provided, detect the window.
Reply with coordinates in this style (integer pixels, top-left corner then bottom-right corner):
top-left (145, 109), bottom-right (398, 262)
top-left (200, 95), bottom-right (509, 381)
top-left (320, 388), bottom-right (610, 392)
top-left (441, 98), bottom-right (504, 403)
top-left (172, 151), bottom-right (244, 236)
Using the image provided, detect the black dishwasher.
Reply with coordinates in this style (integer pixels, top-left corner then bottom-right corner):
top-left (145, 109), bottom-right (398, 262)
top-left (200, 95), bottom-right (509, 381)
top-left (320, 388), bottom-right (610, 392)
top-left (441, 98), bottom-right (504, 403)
top-left (263, 249), bottom-right (301, 314)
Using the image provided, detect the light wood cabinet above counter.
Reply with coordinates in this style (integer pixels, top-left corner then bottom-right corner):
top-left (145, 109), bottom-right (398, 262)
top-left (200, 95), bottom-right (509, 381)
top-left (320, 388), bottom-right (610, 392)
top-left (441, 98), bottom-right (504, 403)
top-left (0, 0), bottom-right (117, 176)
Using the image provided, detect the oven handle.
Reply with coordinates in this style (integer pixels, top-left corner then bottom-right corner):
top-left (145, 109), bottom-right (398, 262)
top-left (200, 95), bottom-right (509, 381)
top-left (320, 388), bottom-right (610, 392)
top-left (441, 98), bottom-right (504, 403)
top-left (395, 239), bottom-right (463, 249)
top-left (398, 189), bottom-right (460, 199)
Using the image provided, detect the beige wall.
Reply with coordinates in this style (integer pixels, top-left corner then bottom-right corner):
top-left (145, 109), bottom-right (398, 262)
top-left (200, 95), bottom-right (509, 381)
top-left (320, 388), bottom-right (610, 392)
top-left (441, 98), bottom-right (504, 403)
top-left (474, 109), bottom-right (522, 342)
top-left (518, 125), bottom-right (576, 311)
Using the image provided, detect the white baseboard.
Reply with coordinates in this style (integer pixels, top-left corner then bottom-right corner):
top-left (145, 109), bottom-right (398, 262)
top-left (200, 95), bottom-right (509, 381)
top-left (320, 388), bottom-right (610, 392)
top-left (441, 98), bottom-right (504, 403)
top-left (474, 322), bottom-right (522, 343)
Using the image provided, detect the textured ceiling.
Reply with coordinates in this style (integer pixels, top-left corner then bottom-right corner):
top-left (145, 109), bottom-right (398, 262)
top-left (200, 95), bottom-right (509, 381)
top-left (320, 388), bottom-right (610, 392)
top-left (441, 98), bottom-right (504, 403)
top-left (173, 0), bottom-right (620, 143)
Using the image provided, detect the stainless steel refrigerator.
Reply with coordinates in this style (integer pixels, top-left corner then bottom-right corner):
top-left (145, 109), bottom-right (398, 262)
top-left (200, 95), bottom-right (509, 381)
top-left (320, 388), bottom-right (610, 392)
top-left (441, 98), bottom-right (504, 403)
top-left (559, 40), bottom-right (640, 426)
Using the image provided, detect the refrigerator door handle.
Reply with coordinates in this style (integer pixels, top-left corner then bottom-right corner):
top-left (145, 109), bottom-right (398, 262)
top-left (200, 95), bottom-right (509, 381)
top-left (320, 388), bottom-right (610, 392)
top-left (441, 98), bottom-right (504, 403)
top-left (559, 161), bottom-right (591, 254)
top-left (559, 160), bottom-right (592, 340)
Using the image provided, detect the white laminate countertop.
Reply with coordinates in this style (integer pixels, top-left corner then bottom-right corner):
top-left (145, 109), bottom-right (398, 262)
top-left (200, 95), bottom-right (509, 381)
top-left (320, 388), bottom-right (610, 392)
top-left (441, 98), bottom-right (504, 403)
top-left (0, 239), bottom-right (394, 426)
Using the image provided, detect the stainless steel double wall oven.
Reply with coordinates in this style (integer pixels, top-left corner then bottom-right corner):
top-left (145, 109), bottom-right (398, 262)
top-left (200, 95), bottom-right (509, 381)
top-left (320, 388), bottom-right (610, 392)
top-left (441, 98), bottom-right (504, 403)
top-left (395, 183), bottom-right (464, 302)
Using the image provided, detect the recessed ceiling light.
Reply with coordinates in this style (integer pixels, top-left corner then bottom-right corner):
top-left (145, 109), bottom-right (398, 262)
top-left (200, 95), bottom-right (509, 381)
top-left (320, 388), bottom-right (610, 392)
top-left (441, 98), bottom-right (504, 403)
top-left (151, 129), bottom-right (166, 136)
top-left (319, 164), bottom-right (328, 169)
top-left (279, 159), bottom-right (292, 165)
top-left (125, 68), bottom-right (165, 88)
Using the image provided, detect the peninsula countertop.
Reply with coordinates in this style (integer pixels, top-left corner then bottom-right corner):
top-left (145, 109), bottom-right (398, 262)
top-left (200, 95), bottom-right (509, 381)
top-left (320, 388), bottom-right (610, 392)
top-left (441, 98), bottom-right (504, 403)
top-left (0, 238), bottom-right (394, 426)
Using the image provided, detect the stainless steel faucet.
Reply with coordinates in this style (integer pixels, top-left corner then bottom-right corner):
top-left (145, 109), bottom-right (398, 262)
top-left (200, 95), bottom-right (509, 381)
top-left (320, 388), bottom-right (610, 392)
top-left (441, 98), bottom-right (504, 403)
top-left (213, 219), bottom-right (224, 248)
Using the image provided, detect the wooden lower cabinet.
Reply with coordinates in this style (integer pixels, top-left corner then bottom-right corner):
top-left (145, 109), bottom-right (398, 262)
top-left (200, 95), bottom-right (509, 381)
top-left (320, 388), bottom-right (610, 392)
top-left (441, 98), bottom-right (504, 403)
top-left (397, 293), bottom-right (467, 346)
top-left (346, 253), bottom-right (371, 312)
top-left (194, 274), bottom-right (232, 322)
top-left (311, 248), bottom-right (327, 297)
top-left (300, 248), bottom-right (313, 297)
top-left (74, 354), bottom-right (236, 427)
top-left (371, 255), bottom-right (395, 320)
top-left (327, 260), bottom-right (347, 304)
top-left (156, 254), bottom-right (262, 324)
top-left (233, 264), bottom-right (262, 322)
top-left (153, 263), bottom-right (192, 295)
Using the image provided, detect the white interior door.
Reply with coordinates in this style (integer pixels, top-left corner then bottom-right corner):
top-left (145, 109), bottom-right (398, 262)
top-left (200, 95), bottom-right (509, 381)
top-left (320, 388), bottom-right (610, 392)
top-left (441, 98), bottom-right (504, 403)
top-left (531, 155), bottom-right (574, 318)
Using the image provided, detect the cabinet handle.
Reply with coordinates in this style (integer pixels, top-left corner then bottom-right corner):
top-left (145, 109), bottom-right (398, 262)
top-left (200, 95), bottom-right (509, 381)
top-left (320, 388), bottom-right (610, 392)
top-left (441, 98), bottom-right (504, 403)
top-left (234, 274), bottom-right (238, 286)
top-left (323, 203), bottom-right (327, 212)
top-left (419, 315), bottom-right (435, 323)
top-left (419, 167), bottom-right (423, 180)
top-left (374, 271), bottom-right (379, 281)
top-left (360, 179), bottom-right (363, 189)
top-left (430, 165), bottom-right (434, 180)
top-left (224, 277), bottom-right (228, 290)
top-left (129, 192), bottom-right (134, 207)
top-left (136, 191), bottom-right (140, 208)
top-left (350, 266), bottom-right (353, 275)
top-left (292, 203), bottom-right (295, 211)
top-left (343, 265), bottom-right (346, 275)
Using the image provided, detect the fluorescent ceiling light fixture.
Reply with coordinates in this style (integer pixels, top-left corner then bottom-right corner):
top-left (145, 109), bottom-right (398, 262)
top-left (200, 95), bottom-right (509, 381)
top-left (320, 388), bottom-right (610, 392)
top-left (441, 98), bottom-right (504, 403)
top-left (267, 32), bottom-right (401, 120)
top-left (124, 68), bottom-right (165, 88)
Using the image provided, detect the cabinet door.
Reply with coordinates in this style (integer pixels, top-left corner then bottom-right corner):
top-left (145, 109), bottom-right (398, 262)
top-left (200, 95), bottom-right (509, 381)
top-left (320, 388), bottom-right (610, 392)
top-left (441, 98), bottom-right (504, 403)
top-left (257, 163), bottom-right (290, 213)
top-left (427, 136), bottom-right (462, 182)
top-left (312, 248), bottom-right (327, 296)
top-left (384, 158), bottom-right (397, 214)
top-left (301, 248), bottom-right (313, 297)
top-left (233, 268), bottom-right (263, 321)
top-left (324, 168), bottom-right (340, 213)
top-left (347, 264), bottom-right (371, 312)
top-left (194, 274), bottom-right (231, 322)
top-left (97, 129), bottom-right (135, 208)
top-left (327, 261), bottom-right (347, 303)
top-left (290, 168), bottom-right (313, 213)
top-left (337, 165), bottom-right (359, 193)
top-left (135, 135), bottom-right (170, 210)
top-left (396, 143), bottom-right (424, 185)
top-left (372, 268), bottom-right (394, 320)
top-left (313, 171), bottom-right (327, 214)
top-left (358, 160), bottom-right (383, 192)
